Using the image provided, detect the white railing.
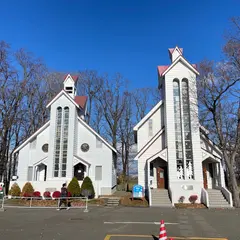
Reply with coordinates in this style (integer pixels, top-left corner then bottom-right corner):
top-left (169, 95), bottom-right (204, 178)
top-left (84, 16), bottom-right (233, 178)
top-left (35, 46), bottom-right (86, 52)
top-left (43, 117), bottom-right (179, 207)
top-left (2, 196), bottom-right (89, 212)
top-left (148, 185), bottom-right (152, 207)
top-left (0, 196), bottom-right (5, 211)
top-left (220, 187), bottom-right (233, 207)
top-left (201, 188), bottom-right (209, 208)
top-left (168, 187), bottom-right (174, 207)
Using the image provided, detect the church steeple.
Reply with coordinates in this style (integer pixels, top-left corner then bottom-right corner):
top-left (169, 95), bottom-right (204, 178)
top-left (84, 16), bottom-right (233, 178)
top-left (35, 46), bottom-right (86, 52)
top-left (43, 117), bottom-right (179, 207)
top-left (63, 74), bottom-right (78, 99)
top-left (168, 46), bottom-right (183, 62)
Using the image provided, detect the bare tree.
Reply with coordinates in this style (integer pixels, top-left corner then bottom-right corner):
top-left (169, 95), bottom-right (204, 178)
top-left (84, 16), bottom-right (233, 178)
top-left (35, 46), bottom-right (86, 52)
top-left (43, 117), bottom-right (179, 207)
top-left (96, 73), bottom-right (128, 166)
top-left (133, 87), bottom-right (161, 122)
top-left (118, 92), bottom-right (135, 186)
top-left (0, 41), bottom-right (48, 185)
top-left (78, 70), bottom-right (103, 125)
top-left (197, 18), bottom-right (240, 207)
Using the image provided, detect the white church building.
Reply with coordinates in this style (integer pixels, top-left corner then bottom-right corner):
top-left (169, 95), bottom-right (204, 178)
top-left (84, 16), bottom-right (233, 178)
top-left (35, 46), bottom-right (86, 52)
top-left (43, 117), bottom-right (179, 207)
top-left (11, 74), bottom-right (117, 197)
top-left (134, 47), bottom-right (233, 208)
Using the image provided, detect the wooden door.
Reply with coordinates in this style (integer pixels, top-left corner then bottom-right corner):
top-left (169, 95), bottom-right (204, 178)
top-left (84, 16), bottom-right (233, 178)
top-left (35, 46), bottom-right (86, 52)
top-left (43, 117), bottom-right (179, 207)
top-left (74, 163), bottom-right (85, 181)
top-left (157, 168), bottom-right (165, 189)
top-left (202, 164), bottom-right (208, 189)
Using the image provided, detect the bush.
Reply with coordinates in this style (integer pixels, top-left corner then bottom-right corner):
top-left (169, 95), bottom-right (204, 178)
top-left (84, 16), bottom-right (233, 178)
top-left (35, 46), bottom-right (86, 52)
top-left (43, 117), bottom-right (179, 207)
top-left (21, 182), bottom-right (34, 197)
top-left (33, 191), bottom-right (41, 197)
top-left (80, 176), bottom-right (95, 199)
top-left (178, 196), bottom-right (185, 203)
top-left (43, 191), bottom-right (52, 199)
top-left (189, 195), bottom-right (198, 204)
top-left (67, 177), bottom-right (81, 197)
top-left (9, 183), bottom-right (21, 196)
top-left (52, 191), bottom-right (61, 198)
top-left (22, 192), bottom-right (32, 199)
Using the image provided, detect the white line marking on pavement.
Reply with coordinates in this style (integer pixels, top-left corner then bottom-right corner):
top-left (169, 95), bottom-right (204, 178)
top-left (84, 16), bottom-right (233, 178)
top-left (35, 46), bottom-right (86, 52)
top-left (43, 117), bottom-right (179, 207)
top-left (104, 221), bottom-right (179, 225)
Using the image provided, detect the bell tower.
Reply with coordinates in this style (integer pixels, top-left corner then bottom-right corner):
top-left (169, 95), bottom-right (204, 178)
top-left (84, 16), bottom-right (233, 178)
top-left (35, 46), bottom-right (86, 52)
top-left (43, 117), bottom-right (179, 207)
top-left (63, 74), bottom-right (78, 99)
top-left (158, 47), bottom-right (203, 203)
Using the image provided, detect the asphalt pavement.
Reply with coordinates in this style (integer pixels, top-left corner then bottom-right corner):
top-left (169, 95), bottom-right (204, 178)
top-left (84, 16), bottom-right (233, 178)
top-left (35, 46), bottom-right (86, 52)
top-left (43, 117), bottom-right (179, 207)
top-left (0, 206), bottom-right (239, 240)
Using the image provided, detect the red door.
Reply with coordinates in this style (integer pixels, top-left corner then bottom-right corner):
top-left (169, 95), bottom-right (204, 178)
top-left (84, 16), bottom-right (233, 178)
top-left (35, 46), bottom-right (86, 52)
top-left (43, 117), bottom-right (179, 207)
top-left (157, 168), bottom-right (165, 189)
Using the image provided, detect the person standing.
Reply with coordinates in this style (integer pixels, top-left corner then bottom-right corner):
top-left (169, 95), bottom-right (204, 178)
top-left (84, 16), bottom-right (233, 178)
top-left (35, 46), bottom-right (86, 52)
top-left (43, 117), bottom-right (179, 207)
top-left (57, 183), bottom-right (69, 210)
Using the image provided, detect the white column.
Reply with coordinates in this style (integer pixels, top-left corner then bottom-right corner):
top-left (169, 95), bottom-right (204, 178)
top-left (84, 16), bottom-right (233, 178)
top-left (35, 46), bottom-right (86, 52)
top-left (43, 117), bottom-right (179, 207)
top-left (219, 161), bottom-right (226, 187)
top-left (147, 161), bottom-right (150, 187)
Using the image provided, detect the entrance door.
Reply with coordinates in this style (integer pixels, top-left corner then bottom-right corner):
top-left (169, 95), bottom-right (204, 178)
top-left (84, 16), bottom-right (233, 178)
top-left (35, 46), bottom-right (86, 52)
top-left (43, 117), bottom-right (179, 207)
top-left (74, 163), bottom-right (85, 181)
top-left (202, 163), bottom-right (208, 189)
top-left (157, 168), bottom-right (165, 189)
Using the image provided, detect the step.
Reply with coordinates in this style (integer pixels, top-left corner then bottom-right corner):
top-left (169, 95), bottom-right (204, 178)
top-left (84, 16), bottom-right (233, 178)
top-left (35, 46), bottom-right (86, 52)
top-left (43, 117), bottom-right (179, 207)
top-left (151, 204), bottom-right (172, 207)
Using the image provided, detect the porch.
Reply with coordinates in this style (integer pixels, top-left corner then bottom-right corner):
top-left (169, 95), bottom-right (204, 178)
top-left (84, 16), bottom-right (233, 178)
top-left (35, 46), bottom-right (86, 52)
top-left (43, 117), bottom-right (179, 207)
top-left (147, 157), bottom-right (168, 189)
top-left (202, 157), bottom-right (224, 190)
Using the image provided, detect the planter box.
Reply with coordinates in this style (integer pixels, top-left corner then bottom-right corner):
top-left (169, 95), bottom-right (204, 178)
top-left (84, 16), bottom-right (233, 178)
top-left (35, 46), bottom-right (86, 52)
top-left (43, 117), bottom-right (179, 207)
top-left (175, 203), bottom-right (206, 209)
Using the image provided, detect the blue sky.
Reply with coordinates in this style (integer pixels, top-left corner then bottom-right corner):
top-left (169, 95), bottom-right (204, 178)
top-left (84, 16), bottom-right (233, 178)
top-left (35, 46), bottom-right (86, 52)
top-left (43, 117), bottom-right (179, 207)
top-left (1, 0), bottom-right (239, 89)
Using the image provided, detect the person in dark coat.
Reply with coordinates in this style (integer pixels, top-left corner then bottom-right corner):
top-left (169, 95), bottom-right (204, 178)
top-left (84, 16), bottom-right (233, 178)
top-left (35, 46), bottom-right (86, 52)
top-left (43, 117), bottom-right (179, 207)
top-left (57, 183), bottom-right (69, 210)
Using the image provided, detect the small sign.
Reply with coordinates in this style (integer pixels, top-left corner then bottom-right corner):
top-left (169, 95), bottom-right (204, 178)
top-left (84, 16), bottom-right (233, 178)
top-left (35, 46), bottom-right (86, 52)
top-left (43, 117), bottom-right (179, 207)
top-left (132, 184), bottom-right (144, 199)
top-left (181, 185), bottom-right (193, 190)
top-left (45, 188), bottom-right (56, 192)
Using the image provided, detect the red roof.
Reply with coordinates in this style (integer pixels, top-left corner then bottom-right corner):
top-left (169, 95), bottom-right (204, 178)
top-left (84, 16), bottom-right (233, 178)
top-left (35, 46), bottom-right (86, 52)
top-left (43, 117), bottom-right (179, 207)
top-left (74, 96), bottom-right (87, 109)
top-left (63, 74), bottom-right (79, 82)
top-left (168, 47), bottom-right (183, 54)
top-left (158, 65), bottom-right (169, 76)
top-left (192, 64), bottom-right (197, 69)
top-left (158, 63), bottom-right (197, 77)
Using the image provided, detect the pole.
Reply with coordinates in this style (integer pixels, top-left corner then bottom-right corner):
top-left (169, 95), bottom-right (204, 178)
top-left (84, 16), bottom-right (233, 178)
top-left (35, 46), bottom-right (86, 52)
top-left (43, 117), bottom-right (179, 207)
top-left (0, 185), bottom-right (5, 212)
top-left (84, 197), bottom-right (88, 212)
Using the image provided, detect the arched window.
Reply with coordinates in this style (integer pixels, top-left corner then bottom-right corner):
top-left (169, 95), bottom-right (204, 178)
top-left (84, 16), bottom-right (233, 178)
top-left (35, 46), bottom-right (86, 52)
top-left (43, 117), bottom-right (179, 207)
top-left (54, 107), bottom-right (62, 177)
top-left (173, 79), bottom-right (184, 179)
top-left (61, 107), bottom-right (69, 177)
top-left (182, 79), bottom-right (194, 179)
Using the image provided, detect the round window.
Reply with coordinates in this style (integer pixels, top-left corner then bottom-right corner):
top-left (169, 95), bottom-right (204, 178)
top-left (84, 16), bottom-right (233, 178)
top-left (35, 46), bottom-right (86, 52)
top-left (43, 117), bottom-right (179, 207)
top-left (42, 144), bottom-right (49, 153)
top-left (81, 143), bottom-right (89, 152)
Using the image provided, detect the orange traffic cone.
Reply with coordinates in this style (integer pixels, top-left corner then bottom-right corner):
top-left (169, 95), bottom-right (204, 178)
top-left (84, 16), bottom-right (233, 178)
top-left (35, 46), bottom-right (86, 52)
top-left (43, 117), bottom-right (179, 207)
top-left (159, 220), bottom-right (167, 240)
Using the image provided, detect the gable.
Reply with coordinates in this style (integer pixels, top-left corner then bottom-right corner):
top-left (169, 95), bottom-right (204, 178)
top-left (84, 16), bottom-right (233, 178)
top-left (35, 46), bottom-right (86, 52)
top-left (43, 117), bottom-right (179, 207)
top-left (46, 90), bottom-right (80, 109)
top-left (163, 55), bottom-right (199, 77)
top-left (14, 121), bottom-right (50, 153)
top-left (133, 100), bottom-right (163, 131)
top-left (200, 133), bottom-right (222, 159)
top-left (77, 117), bottom-right (117, 153)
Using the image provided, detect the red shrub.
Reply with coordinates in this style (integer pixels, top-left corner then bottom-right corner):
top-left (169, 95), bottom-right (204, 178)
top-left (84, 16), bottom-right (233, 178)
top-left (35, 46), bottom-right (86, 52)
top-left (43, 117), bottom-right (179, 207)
top-left (67, 192), bottom-right (72, 197)
top-left (43, 191), bottom-right (51, 198)
top-left (189, 195), bottom-right (198, 204)
top-left (52, 191), bottom-right (61, 198)
top-left (33, 191), bottom-right (41, 197)
top-left (22, 192), bottom-right (32, 199)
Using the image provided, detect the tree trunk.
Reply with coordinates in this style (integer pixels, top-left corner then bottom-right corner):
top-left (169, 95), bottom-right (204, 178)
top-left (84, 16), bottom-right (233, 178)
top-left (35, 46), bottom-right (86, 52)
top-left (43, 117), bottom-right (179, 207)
top-left (228, 166), bottom-right (240, 207)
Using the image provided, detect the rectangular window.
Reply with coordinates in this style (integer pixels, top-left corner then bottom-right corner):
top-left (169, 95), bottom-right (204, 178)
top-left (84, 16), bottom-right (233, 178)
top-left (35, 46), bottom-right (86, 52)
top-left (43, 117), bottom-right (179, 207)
top-left (95, 166), bottom-right (102, 180)
top-left (66, 87), bottom-right (73, 90)
top-left (148, 119), bottom-right (153, 137)
top-left (96, 137), bottom-right (102, 148)
top-left (150, 163), bottom-right (154, 177)
top-left (27, 166), bottom-right (33, 181)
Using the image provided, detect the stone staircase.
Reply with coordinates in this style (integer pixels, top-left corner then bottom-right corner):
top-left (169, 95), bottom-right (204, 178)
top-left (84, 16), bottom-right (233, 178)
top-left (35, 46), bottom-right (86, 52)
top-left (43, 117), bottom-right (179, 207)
top-left (150, 189), bottom-right (172, 207)
top-left (106, 197), bottom-right (120, 207)
top-left (207, 189), bottom-right (232, 208)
